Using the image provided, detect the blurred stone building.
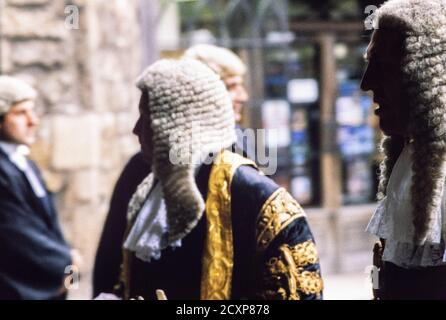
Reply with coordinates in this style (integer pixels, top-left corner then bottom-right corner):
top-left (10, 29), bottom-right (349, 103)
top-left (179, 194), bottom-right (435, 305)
top-left (0, 0), bottom-right (142, 298)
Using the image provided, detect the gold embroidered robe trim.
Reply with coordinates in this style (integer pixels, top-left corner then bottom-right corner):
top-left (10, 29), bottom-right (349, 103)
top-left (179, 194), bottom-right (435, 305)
top-left (287, 240), bottom-right (319, 267)
top-left (200, 150), bottom-right (257, 300)
top-left (261, 242), bottom-right (323, 300)
top-left (256, 188), bottom-right (306, 251)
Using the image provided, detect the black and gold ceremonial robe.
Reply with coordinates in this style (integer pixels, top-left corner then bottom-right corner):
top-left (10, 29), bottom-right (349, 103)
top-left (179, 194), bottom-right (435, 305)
top-left (118, 150), bottom-right (323, 300)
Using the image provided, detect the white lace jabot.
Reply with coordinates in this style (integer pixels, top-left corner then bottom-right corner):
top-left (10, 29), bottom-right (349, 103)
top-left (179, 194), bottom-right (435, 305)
top-left (123, 181), bottom-right (181, 262)
top-left (366, 143), bottom-right (446, 268)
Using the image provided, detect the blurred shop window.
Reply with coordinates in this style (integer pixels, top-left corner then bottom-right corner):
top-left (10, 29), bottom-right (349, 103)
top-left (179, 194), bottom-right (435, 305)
top-left (329, 0), bottom-right (360, 20)
top-left (263, 43), bottom-right (319, 206)
top-left (289, 0), bottom-right (360, 21)
top-left (288, 1), bottom-right (318, 21)
top-left (335, 42), bottom-right (377, 204)
top-left (179, 0), bottom-right (223, 44)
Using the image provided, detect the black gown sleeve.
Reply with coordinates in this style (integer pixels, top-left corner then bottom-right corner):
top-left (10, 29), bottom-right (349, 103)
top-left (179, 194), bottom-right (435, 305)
top-left (231, 165), bottom-right (323, 300)
top-left (92, 152), bottom-right (150, 297)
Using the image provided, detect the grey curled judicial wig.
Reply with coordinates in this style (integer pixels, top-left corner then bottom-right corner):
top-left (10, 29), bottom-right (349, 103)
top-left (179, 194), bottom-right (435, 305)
top-left (183, 44), bottom-right (247, 79)
top-left (376, 0), bottom-right (446, 243)
top-left (128, 58), bottom-right (236, 243)
top-left (0, 76), bottom-right (36, 116)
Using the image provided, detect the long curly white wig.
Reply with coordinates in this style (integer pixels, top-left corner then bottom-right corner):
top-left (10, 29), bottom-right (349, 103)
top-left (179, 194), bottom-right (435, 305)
top-left (129, 58), bottom-right (236, 243)
top-left (376, 0), bottom-right (446, 244)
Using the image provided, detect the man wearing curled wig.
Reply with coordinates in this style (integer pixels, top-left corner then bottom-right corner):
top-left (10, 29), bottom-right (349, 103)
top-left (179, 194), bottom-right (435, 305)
top-left (363, 0), bottom-right (446, 299)
top-left (93, 45), bottom-right (253, 297)
top-left (111, 58), bottom-right (323, 300)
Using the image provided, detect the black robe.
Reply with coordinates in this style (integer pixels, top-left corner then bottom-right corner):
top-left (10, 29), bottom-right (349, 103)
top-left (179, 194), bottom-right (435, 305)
top-left (0, 148), bottom-right (71, 300)
top-left (122, 156), bottom-right (323, 300)
top-left (93, 138), bottom-right (259, 297)
top-left (93, 152), bottom-right (150, 297)
top-left (94, 151), bottom-right (323, 300)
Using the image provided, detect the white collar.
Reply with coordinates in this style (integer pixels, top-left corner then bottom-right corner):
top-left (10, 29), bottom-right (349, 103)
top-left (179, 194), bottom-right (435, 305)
top-left (123, 180), bottom-right (181, 262)
top-left (367, 143), bottom-right (445, 245)
top-left (0, 141), bottom-right (30, 157)
top-left (0, 140), bottom-right (46, 198)
top-left (0, 141), bottom-right (30, 171)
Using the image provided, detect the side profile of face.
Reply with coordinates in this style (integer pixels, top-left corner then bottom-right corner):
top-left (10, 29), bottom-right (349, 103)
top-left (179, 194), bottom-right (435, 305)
top-left (223, 75), bottom-right (248, 123)
top-left (360, 29), bottom-right (410, 137)
top-left (0, 99), bottom-right (39, 146)
top-left (133, 91), bottom-right (153, 164)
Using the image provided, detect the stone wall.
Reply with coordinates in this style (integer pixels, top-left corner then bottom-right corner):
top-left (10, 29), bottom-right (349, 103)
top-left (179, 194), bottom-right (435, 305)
top-left (1, 0), bottom-right (142, 299)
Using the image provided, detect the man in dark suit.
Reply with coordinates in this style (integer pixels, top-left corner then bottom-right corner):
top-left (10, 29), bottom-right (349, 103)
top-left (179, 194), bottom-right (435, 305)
top-left (0, 76), bottom-right (72, 300)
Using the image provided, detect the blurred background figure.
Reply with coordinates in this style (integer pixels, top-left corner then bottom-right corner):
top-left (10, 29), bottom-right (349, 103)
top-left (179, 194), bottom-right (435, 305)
top-left (0, 76), bottom-right (72, 299)
top-left (183, 44), bottom-right (248, 124)
top-left (184, 44), bottom-right (259, 162)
